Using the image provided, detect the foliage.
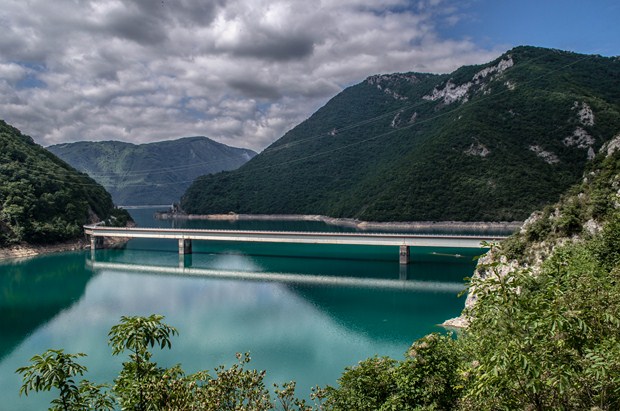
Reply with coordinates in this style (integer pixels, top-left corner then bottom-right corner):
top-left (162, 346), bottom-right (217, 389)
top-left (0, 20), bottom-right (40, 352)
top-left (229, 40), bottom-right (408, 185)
top-left (107, 207), bottom-right (133, 227)
top-left (182, 46), bottom-right (620, 222)
top-left (322, 223), bottom-right (620, 410)
top-left (18, 315), bottom-right (315, 411)
top-left (16, 349), bottom-right (114, 411)
top-left (0, 119), bottom-right (129, 246)
top-left (324, 333), bottom-right (462, 410)
top-left (48, 137), bottom-right (256, 206)
top-left (109, 314), bottom-right (178, 410)
top-left (460, 232), bottom-right (620, 410)
top-left (324, 147), bottom-right (620, 409)
top-left (500, 149), bottom-right (620, 261)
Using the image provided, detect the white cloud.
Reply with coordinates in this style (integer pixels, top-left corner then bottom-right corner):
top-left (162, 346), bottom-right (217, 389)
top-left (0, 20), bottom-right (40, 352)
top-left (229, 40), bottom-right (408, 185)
top-left (0, 0), bottom-right (501, 151)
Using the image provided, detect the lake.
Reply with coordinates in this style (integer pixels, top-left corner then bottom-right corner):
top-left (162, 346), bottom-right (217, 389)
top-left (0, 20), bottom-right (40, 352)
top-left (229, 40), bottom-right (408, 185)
top-left (0, 208), bottom-right (482, 410)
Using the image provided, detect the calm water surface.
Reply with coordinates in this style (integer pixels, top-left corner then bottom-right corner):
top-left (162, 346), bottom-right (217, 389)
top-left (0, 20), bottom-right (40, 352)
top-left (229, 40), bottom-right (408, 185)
top-left (0, 209), bottom-right (481, 410)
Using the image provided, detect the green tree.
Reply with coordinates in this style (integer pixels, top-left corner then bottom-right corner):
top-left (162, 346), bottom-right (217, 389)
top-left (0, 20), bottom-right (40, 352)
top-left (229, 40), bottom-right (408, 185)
top-left (109, 314), bottom-right (178, 410)
top-left (16, 349), bottom-right (114, 411)
top-left (323, 333), bottom-right (462, 410)
top-left (460, 239), bottom-right (620, 410)
top-left (17, 315), bottom-right (313, 411)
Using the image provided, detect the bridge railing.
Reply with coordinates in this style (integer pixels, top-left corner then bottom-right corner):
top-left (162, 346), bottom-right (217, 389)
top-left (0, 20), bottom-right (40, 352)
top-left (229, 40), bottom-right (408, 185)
top-left (84, 224), bottom-right (507, 264)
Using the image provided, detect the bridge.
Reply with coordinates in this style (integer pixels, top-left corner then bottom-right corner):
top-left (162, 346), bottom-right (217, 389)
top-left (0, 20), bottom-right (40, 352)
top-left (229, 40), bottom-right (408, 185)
top-left (84, 225), bottom-right (507, 265)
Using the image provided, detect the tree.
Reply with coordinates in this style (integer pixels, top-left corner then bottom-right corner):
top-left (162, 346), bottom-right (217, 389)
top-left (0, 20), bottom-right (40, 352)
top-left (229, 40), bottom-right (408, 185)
top-left (109, 314), bottom-right (178, 410)
top-left (16, 349), bottom-right (114, 411)
top-left (17, 315), bottom-right (314, 411)
top-left (460, 238), bottom-right (620, 410)
top-left (323, 333), bottom-right (462, 410)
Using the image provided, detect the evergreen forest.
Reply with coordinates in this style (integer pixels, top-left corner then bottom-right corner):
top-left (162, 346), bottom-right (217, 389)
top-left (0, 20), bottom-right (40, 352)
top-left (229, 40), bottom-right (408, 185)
top-left (182, 46), bottom-right (620, 222)
top-left (0, 120), bottom-right (129, 246)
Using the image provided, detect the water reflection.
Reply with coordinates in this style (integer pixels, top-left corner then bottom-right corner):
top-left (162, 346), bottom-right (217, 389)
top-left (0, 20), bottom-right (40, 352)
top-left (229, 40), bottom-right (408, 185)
top-left (87, 260), bottom-right (465, 292)
top-left (0, 210), bottom-right (478, 409)
top-left (0, 252), bottom-right (94, 361)
top-left (86, 249), bottom-right (469, 347)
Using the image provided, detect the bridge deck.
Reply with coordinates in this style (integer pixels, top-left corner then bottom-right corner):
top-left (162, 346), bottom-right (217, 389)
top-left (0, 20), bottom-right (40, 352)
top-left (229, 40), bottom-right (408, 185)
top-left (85, 225), bottom-right (505, 247)
top-left (84, 225), bottom-right (507, 264)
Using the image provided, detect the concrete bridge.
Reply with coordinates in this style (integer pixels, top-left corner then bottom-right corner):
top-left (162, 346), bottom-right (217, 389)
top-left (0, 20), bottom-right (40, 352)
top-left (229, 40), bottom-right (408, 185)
top-left (84, 225), bottom-right (507, 265)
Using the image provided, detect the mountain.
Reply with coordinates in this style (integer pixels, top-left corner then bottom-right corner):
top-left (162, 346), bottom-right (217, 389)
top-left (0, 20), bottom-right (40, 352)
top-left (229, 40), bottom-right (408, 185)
top-left (181, 46), bottom-right (620, 222)
top-left (48, 137), bottom-right (257, 206)
top-left (0, 120), bottom-right (126, 246)
top-left (325, 137), bottom-right (620, 410)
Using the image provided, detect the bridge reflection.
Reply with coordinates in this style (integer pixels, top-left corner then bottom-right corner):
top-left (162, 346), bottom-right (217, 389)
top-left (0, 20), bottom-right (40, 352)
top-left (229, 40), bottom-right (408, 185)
top-left (87, 260), bottom-right (465, 293)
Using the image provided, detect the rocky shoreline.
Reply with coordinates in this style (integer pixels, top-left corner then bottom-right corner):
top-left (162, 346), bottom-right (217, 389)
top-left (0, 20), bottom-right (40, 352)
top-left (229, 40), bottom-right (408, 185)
top-left (0, 236), bottom-right (129, 261)
top-left (0, 238), bottom-right (89, 260)
top-left (155, 212), bottom-right (522, 234)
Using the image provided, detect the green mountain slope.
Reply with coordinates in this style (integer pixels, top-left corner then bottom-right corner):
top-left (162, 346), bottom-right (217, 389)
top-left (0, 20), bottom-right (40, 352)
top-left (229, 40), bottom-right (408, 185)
top-left (325, 138), bottom-right (620, 410)
top-left (0, 120), bottom-right (123, 246)
top-left (48, 137), bottom-right (257, 206)
top-left (182, 46), bottom-right (620, 222)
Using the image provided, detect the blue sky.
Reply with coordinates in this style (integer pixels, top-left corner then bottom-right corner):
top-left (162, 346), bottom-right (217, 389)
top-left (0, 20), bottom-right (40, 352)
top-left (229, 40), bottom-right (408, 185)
top-left (444, 0), bottom-right (620, 56)
top-left (0, 0), bottom-right (618, 151)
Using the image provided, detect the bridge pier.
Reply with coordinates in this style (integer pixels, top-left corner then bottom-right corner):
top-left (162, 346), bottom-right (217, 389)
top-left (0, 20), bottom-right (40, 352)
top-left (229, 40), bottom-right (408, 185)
top-left (399, 265), bottom-right (408, 280)
top-left (399, 245), bottom-right (410, 265)
top-left (179, 253), bottom-right (193, 268)
top-left (178, 239), bottom-right (192, 255)
top-left (90, 236), bottom-right (103, 250)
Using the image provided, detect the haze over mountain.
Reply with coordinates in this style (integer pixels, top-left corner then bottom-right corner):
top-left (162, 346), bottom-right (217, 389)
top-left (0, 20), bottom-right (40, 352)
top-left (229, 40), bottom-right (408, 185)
top-left (48, 137), bottom-right (256, 206)
top-left (182, 46), bottom-right (620, 222)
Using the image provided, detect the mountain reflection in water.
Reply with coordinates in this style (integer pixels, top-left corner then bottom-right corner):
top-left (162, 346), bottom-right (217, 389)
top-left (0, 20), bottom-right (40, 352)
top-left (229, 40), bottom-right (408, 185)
top-left (0, 252), bottom-right (93, 361)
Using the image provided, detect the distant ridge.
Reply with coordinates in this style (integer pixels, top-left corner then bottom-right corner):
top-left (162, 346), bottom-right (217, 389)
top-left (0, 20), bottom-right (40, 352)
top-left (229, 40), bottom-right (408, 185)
top-left (48, 136), bottom-right (256, 206)
top-left (182, 46), bottom-right (620, 222)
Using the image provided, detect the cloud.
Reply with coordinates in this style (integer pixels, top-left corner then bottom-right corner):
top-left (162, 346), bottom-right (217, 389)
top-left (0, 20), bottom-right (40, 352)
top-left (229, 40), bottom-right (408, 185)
top-left (0, 0), bottom-right (501, 151)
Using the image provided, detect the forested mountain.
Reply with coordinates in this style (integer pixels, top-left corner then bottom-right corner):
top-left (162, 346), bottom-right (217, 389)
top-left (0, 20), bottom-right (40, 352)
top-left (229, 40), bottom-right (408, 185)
top-left (48, 137), bottom-right (256, 206)
top-left (182, 46), bottom-right (620, 222)
top-left (0, 120), bottom-right (126, 246)
top-left (323, 135), bottom-right (620, 409)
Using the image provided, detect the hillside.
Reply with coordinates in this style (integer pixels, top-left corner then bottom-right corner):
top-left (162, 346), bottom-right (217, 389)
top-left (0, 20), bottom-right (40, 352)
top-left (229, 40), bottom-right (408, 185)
top-left (182, 46), bottom-right (620, 222)
top-left (0, 120), bottom-right (125, 246)
top-left (322, 137), bottom-right (620, 409)
top-left (48, 137), bottom-right (256, 206)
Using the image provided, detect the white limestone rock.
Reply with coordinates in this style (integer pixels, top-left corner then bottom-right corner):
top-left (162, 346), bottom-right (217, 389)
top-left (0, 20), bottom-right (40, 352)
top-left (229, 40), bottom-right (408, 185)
top-left (464, 141), bottom-right (490, 157)
top-left (424, 56), bottom-right (514, 105)
top-left (504, 81), bottom-right (516, 90)
top-left (391, 111), bottom-right (403, 128)
top-left (529, 145), bottom-right (559, 164)
top-left (572, 101), bottom-right (595, 126)
top-left (473, 56), bottom-right (514, 82)
top-left (563, 127), bottom-right (595, 149)
top-left (423, 80), bottom-right (471, 104)
top-left (601, 133), bottom-right (620, 157)
top-left (366, 73), bottom-right (419, 100)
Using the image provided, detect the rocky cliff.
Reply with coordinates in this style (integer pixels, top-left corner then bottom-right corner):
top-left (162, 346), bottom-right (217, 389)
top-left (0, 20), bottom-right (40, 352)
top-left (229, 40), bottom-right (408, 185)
top-left (444, 132), bottom-right (620, 328)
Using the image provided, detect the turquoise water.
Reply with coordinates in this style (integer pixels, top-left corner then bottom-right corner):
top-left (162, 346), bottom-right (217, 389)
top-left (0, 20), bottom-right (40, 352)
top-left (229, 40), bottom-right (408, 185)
top-left (0, 209), bottom-right (481, 410)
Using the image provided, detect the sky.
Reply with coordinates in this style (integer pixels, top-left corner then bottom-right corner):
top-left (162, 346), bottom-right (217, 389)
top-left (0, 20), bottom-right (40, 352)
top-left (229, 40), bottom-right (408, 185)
top-left (0, 0), bottom-right (618, 152)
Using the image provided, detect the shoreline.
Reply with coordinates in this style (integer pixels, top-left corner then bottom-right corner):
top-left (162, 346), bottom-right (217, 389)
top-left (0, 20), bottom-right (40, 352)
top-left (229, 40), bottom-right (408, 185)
top-left (0, 236), bottom-right (129, 261)
top-left (0, 238), bottom-right (89, 261)
top-left (155, 212), bottom-right (523, 234)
